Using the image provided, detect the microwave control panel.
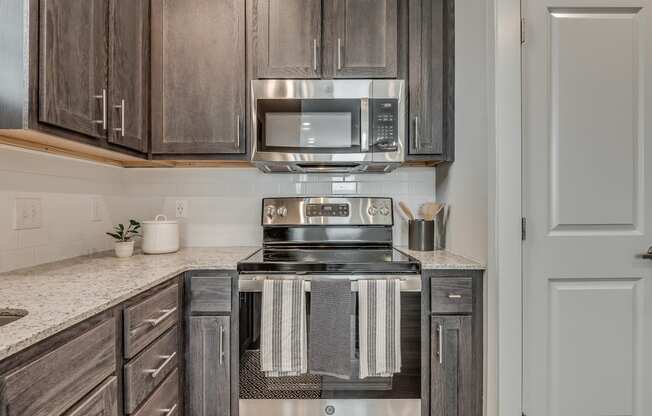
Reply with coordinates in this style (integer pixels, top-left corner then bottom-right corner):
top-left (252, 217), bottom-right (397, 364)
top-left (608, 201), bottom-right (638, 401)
top-left (371, 99), bottom-right (399, 151)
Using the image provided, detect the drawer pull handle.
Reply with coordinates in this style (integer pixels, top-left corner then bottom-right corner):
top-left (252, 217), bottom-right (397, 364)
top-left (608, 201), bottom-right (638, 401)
top-left (436, 324), bottom-right (443, 364)
top-left (144, 307), bottom-right (177, 327)
top-left (219, 325), bottom-right (225, 365)
top-left (159, 403), bottom-right (178, 416)
top-left (447, 294), bottom-right (462, 299)
top-left (144, 351), bottom-right (177, 378)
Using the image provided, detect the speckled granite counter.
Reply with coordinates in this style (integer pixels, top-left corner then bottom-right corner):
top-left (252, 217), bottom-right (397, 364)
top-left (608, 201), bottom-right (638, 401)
top-left (396, 248), bottom-right (485, 270)
top-left (0, 246), bottom-right (483, 362)
top-left (0, 247), bottom-right (258, 362)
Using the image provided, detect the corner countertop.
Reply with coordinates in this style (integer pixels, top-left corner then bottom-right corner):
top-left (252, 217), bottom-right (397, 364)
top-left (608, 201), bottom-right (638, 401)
top-left (396, 247), bottom-right (485, 270)
top-left (0, 247), bottom-right (258, 362)
top-left (0, 246), bottom-right (483, 363)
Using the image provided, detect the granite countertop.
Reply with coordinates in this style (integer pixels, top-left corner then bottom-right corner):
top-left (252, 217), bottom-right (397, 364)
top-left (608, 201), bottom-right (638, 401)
top-left (397, 247), bottom-right (485, 270)
top-left (0, 247), bottom-right (258, 362)
top-left (0, 246), bottom-right (483, 362)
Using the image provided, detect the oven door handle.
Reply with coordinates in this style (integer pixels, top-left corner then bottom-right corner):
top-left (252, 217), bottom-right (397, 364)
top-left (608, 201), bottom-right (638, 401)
top-left (238, 275), bottom-right (422, 293)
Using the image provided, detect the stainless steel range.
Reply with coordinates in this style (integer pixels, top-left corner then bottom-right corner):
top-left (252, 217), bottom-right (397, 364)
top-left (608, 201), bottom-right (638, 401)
top-left (237, 197), bottom-right (421, 416)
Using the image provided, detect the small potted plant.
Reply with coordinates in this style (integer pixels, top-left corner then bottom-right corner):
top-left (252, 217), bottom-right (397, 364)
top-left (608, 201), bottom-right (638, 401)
top-left (106, 220), bottom-right (141, 258)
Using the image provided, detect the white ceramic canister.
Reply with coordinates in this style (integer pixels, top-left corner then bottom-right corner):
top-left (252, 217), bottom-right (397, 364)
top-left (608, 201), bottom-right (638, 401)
top-left (141, 214), bottom-right (180, 254)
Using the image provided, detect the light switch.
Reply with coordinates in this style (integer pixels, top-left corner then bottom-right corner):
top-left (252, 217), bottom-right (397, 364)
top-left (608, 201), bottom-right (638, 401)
top-left (91, 197), bottom-right (102, 222)
top-left (14, 197), bottom-right (42, 230)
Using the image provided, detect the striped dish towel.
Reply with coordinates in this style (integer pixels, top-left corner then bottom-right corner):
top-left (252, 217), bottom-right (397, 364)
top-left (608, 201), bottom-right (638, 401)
top-left (260, 279), bottom-right (307, 377)
top-left (358, 279), bottom-right (401, 378)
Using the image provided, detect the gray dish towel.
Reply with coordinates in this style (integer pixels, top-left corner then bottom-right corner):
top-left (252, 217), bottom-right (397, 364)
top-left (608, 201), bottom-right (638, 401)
top-left (358, 279), bottom-right (402, 378)
top-left (308, 277), bottom-right (353, 380)
top-left (260, 279), bottom-right (307, 377)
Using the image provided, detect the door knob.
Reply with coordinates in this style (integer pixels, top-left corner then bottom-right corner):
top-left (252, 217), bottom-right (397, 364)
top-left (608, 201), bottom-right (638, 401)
top-left (638, 246), bottom-right (652, 259)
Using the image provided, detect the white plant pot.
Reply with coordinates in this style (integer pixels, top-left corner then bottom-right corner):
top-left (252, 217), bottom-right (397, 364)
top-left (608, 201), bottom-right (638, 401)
top-left (114, 240), bottom-right (135, 258)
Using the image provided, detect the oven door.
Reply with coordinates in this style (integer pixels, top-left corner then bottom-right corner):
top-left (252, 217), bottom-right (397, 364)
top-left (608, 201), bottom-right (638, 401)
top-left (238, 275), bottom-right (421, 416)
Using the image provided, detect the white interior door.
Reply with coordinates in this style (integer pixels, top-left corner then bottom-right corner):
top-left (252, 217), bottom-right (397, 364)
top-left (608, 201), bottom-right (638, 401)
top-left (523, 0), bottom-right (652, 415)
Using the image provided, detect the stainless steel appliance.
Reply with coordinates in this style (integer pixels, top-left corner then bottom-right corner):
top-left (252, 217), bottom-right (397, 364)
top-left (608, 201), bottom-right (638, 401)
top-left (237, 197), bottom-right (421, 416)
top-left (251, 80), bottom-right (406, 173)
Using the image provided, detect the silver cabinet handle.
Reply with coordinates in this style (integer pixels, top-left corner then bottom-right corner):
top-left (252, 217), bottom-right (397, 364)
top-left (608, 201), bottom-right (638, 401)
top-left (236, 115), bottom-right (241, 150)
top-left (337, 38), bottom-right (342, 70)
top-left (159, 403), bottom-right (177, 416)
top-left (447, 294), bottom-right (462, 299)
top-left (436, 324), bottom-right (443, 364)
top-left (113, 99), bottom-right (125, 137)
top-left (92, 89), bottom-right (107, 130)
top-left (313, 39), bottom-right (318, 71)
top-left (414, 116), bottom-right (421, 151)
top-left (144, 351), bottom-right (176, 378)
top-left (219, 325), bottom-right (225, 365)
top-left (143, 307), bottom-right (177, 327)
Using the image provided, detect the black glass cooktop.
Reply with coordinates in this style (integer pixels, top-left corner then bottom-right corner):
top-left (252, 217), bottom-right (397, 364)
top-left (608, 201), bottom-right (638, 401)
top-left (237, 247), bottom-right (420, 274)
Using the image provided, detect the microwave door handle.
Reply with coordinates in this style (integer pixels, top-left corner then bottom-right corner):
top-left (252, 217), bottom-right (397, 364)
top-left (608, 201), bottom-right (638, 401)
top-left (361, 98), bottom-right (370, 152)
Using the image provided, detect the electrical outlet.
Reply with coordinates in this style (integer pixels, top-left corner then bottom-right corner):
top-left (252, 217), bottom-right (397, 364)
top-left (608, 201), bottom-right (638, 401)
top-left (91, 197), bottom-right (102, 222)
top-left (14, 197), bottom-right (42, 230)
top-left (175, 200), bottom-right (188, 218)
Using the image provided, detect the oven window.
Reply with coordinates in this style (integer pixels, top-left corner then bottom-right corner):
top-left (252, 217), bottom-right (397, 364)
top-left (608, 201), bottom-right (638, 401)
top-left (257, 99), bottom-right (363, 153)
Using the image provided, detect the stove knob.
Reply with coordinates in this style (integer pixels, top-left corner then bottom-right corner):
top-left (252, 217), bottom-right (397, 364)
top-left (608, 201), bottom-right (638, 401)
top-left (380, 207), bottom-right (390, 216)
top-left (277, 206), bottom-right (288, 217)
top-left (265, 205), bottom-right (276, 219)
top-left (368, 206), bottom-right (378, 216)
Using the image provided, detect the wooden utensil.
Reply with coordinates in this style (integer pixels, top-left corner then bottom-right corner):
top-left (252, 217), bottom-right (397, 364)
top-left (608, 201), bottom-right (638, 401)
top-left (419, 202), bottom-right (444, 221)
top-left (398, 201), bottom-right (415, 221)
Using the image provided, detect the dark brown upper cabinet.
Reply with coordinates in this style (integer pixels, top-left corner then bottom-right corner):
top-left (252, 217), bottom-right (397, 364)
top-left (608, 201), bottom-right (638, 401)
top-left (251, 0), bottom-right (398, 80)
top-left (0, 0), bottom-right (149, 157)
top-left (252, 0), bottom-right (322, 79)
top-left (151, 0), bottom-right (246, 155)
top-left (108, 0), bottom-right (150, 153)
top-left (324, 0), bottom-right (398, 79)
top-left (38, 0), bottom-right (109, 140)
top-left (408, 0), bottom-right (454, 160)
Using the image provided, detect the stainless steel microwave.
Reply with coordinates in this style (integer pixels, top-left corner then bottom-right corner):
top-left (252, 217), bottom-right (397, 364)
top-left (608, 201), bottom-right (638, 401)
top-left (251, 80), bottom-right (405, 173)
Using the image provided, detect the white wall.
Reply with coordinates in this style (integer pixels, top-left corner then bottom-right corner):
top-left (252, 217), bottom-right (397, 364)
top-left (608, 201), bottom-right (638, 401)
top-left (0, 146), bottom-right (435, 272)
top-left (435, 0), bottom-right (493, 415)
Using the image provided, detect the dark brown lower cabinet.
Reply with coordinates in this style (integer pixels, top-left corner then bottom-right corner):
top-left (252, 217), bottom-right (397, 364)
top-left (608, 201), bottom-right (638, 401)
top-left (431, 316), bottom-right (473, 416)
top-left (188, 316), bottom-right (231, 416)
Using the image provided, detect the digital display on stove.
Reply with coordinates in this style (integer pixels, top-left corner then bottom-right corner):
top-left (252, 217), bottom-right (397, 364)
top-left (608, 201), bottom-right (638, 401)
top-left (305, 203), bottom-right (349, 217)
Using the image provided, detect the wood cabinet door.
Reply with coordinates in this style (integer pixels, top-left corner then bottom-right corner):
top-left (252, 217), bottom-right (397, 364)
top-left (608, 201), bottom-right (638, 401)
top-left (324, 0), bottom-right (398, 78)
top-left (108, 0), bottom-right (149, 152)
top-left (253, 0), bottom-right (322, 78)
top-left (38, 0), bottom-right (108, 139)
top-left (151, 0), bottom-right (246, 155)
top-left (188, 316), bottom-right (231, 416)
top-left (431, 316), bottom-right (474, 416)
top-left (408, 0), bottom-right (454, 158)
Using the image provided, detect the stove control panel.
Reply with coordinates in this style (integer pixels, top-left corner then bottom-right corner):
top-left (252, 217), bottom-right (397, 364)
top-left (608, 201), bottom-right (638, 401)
top-left (262, 197), bottom-right (393, 226)
top-left (305, 203), bottom-right (349, 217)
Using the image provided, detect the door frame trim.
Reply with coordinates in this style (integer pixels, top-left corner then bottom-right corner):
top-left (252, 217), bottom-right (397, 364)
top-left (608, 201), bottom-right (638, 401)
top-left (490, 0), bottom-right (523, 415)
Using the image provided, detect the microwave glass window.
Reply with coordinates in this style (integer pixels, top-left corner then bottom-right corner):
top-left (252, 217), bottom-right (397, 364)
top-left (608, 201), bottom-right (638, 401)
top-left (256, 98), bottom-right (363, 153)
top-left (265, 113), bottom-right (352, 148)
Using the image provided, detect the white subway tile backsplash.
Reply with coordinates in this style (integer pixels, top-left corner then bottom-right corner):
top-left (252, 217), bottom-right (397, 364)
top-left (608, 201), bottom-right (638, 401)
top-left (0, 147), bottom-right (436, 272)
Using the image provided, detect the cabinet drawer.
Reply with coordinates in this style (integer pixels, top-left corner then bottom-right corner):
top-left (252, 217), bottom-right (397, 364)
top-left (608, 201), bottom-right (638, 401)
top-left (124, 327), bottom-right (178, 414)
top-left (124, 283), bottom-right (179, 358)
top-left (64, 376), bottom-right (118, 416)
top-left (0, 318), bottom-right (116, 416)
top-left (431, 278), bottom-right (473, 314)
top-left (133, 368), bottom-right (179, 416)
top-left (190, 275), bottom-right (232, 313)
